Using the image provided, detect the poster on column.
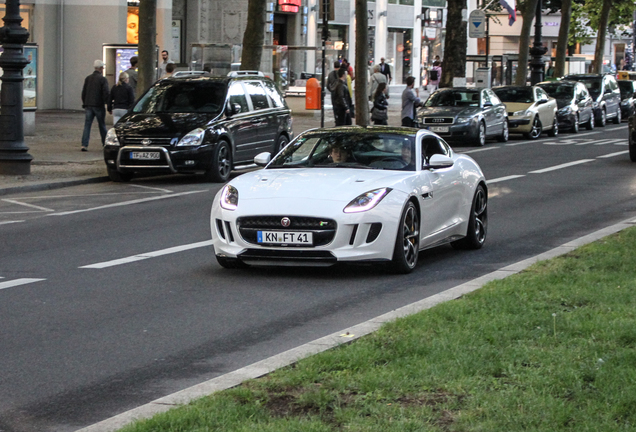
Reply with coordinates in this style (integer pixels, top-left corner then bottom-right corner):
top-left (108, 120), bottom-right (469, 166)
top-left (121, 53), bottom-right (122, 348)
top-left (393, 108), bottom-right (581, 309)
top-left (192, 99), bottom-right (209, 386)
top-left (0, 45), bottom-right (38, 109)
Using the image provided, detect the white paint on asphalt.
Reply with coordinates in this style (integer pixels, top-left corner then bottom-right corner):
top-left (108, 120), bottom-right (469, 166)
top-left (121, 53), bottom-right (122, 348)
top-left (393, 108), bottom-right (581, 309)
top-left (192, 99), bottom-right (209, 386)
top-left (128, 184), bottom-right (174, 193)
top-left (80, 240), bottom-right (214, 269)
top-left (461, 147), bottom-right (499, 154)
top-left (487, 175), bottom-right (526, 184)
top-left (1, 199), bottom-right (55, 212)
top-left (48, 190), bottom-right (208, 216)
top-left (0, 278), bottom-right (46, 291)
top-left (0, 220), bottom-right (26, 225)
top-left (597, 150), bottom-right (629, 158)
top-left (529, 159), bottom-right (595, 174)
top-left (76, 216), bottom-right (636, 432)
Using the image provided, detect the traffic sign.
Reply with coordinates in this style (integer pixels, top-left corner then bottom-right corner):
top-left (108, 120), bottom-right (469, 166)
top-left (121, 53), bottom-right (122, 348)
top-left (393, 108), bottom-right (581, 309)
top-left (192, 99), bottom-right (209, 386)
top-left (468, 9), bottom-right (486, 38)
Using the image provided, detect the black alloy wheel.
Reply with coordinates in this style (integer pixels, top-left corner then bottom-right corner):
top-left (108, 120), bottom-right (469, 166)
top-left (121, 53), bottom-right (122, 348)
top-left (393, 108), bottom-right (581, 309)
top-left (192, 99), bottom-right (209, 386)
top-left (274, 134), bottom-right (289, 154)
top-left (571, 114), bottom-right (579, 133)
top-left (390, 201), bottom-right (420, 274)
top-left (205, 140), bottom-right (232, 182)
top-left (451, 184), bottom-right (488, 250)
top-left (548, 116), bottom-right (558, 137)
top-left (526, 116), bottom-right (542, 140)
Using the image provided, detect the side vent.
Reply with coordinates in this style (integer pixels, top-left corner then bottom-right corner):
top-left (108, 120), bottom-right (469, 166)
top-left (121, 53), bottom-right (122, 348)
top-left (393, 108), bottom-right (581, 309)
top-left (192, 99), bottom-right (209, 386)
top-left (366, 223), bottom-right (383, 243)
top-left (349, 224), bottom-right (359, 245)
top-left (224, 221), bottom-right (235, 242)
top-left (216, 219), bottom-right (226, 240)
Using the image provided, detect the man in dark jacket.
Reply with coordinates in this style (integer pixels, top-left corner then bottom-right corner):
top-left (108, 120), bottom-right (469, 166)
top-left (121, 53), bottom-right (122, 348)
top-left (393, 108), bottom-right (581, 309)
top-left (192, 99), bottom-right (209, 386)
top-left (81, 60), bottom-right (110, 151)
top-left (125, 56), bottom-right (139, 96)
top-left (333, 69), bottom-right (352, 126)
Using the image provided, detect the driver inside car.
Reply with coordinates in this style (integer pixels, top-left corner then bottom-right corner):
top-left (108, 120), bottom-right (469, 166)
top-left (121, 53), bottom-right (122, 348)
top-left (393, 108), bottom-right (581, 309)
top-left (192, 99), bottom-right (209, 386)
top-left (328, 144), bottom-right (351, 163)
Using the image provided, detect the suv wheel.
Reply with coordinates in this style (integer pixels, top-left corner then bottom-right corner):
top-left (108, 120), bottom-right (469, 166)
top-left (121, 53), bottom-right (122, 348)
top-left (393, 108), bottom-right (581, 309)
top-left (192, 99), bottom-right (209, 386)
top-left (274, 134), bottom-right (288, 154)
top-left (205, 140), bottom-right (232, 182)
top-left (107, 166), bottom-right (133, 182)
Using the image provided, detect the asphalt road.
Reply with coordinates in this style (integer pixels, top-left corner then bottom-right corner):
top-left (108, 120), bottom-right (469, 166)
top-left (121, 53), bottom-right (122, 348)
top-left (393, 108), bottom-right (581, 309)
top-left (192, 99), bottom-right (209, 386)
top-left (0, 123), bottom-right (634, 432)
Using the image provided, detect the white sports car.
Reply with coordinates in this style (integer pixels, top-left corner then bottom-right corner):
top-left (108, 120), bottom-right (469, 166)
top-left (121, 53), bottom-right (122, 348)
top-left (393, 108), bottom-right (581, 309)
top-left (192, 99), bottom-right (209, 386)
top-left (210, 126), bottom-right (488, 273)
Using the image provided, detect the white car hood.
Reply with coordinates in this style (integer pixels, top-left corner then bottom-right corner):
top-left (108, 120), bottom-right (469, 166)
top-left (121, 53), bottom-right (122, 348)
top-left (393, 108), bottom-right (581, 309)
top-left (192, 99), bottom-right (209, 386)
top-left (231, 168), bottom-right (413, 203)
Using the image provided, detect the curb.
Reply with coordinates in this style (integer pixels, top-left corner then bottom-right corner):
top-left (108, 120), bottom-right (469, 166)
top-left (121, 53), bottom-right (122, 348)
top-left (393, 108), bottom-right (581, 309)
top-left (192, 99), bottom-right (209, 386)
top-left (0, 176), bottom-right (110, 197)
top-left (75, 215), bottom-right (636, 432)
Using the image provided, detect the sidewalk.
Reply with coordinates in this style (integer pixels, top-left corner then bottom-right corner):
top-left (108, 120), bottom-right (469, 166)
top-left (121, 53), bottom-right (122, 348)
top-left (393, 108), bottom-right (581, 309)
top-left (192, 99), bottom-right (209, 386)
top-left (0, 84), bottom-right (416, 196)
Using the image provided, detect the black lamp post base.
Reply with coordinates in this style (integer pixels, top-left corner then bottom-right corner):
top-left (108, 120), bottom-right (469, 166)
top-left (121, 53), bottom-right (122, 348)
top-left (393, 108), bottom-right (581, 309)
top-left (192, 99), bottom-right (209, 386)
top-left (0, 152), bottom-right (33, 175)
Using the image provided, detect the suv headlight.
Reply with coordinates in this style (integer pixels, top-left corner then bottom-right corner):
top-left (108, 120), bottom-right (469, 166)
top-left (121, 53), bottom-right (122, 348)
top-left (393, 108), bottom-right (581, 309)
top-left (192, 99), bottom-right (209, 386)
top-left (344, 188), bottom-right (391, 213)
top-left (220, 184), bottom-right (239, 210)
top-left (177, 128), bottom-right (205, 147)
top-left (105, 128), bottom-right (120, 146)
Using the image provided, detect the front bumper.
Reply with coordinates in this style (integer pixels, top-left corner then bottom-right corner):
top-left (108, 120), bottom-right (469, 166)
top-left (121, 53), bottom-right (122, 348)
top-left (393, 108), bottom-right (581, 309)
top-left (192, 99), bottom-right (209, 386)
top-left (104, 144), bottom-right (216, 174)
top-left (507, 117), bottom-right (532, 133)
top-left (417, 120), bottom-right (480, 144)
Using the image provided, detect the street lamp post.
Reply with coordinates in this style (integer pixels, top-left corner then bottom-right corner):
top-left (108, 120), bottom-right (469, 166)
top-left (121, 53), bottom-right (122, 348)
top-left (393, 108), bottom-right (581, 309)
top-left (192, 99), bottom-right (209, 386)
top-left (529, 0), bottom-right (547, 85)
top-left (0, 0), bottom-right (32, 175)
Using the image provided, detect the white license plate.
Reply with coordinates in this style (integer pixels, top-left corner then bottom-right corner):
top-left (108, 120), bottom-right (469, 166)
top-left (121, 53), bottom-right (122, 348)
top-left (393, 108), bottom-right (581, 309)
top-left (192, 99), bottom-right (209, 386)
top-left (429, 126), bottom-right (449, 133)
top-left (131, 152), bottom-right (160, 160)
top-left (257, 231), bottom-right (313, 245)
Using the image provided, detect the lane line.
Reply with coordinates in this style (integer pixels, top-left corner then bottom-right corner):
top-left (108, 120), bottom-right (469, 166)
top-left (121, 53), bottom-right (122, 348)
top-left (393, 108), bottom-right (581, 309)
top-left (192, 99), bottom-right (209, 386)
top-left (80, 240), bottom-right (214, 269)
top-left (48, 190), bottom-right (208, 216)
top-left (1, 199), bottom-right (55, 212)
top-left (128, 184), bottom-right (173, 193)
top-left (487, 175), bottom-right (526, 184)
top-left (461, 147), bottom-right (499, 154)
top-left (597, 150), bottom-right (629, 158)
top-left (529, 159), bottom-right (594, 174)
top-left (0, 220), bottom-right (25, 225)
top-left (0, 278), bottom-right (46, 290)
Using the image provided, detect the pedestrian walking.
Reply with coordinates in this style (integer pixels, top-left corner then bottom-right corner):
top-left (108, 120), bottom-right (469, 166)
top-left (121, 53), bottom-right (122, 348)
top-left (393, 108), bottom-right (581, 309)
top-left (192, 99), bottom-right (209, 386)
top-left (80, 59), bottom-right (109, 151)
top-left (371, 82), bottom-right (389, 125)
top-left (369, 65), bottom-right (387, 102)
top-left (108, 72), bottom-right (135, 125)
top-left (333, 69), bottom-right (353, 126)
top-left (158, 50), bottom-right (174, 79)
top-left (327, 60), bottom-right (342, 119)
top-left (428, 60), bottom-right (442, 94)
top-left (401, 76), bottom-right (422, 128)
top-left (379, 57), bottom-right (392, 84)
top-left (125, 56), bottom-right (138, 97)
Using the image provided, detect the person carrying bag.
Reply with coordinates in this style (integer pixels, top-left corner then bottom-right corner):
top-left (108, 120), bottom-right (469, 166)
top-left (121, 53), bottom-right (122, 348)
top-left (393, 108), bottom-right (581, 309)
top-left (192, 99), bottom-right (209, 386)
top-left (371, 82), bottom-right (389, 125)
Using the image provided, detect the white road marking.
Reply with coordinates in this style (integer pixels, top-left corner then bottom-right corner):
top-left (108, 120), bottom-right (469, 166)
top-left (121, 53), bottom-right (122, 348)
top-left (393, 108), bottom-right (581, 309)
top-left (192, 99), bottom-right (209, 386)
top-left (0, 278), bottom-right (46, 290)
top-left (572, 131), bottom-right (603, 137)
top-left (597, 150), bottom-right (629, 158)
top-left (0, 220), bottom-right (26, 225)
top-left (48, 190), bottom-right (208, 216)
top-left (543, 138), bottom-right (594, 146)
top-left (529, 159), bottom-right (595, 174)
top-left (1, 199), bottom-right (55, 212)
top-left (487, 175), bottom-right (526, 184)
top-left (461, 147), bottom-right (499, 154)
top-left (128, 184), bottom-right (174, 193)
top-left (80, 240), bottom-right (214, 269)
top-left (590, 138), bottom-right (627, 146)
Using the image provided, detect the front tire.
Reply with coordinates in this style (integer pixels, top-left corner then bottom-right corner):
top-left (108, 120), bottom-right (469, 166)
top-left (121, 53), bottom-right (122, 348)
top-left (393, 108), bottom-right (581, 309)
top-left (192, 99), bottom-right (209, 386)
top-left (389, 201), bottom-right (420, 274)
top-left (586, 112), bottom-right (595, 130)
top-left (274, 134), bottom-right (289, 155)
top-left (597, 108), bottom-right (606, 127)
top-left (613, 107), bottom-right (621, 124)
top-left (497, 120), bottom-right (509, 142)
top-left (547, 116), bottom-right (558, 137)
top-left (525, 116), bottom-right (542, 140)
top-left (476, 122), bottom-right (486, 147)
top-left (571, 114), bottom-right (579, 133)
top-left (204, 140), bottom-right (232, 183)
top-left (451, 184), bottom-right (488, 250)
top-left (107, 166), bottom-right (133, 182)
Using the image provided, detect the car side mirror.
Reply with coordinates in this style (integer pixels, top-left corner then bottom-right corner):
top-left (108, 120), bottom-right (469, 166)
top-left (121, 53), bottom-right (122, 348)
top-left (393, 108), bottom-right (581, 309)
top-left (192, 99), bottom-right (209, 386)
top-left (225, 102), bottom-right (241, 116)
top-left (482, 101), bottom-right (493, 108)
top-left (254, 152), bottom-right (271, 167)
top-left (426, 154), bottom-right (454, 169)
top-left (537, 99), bottom-right (547, 104)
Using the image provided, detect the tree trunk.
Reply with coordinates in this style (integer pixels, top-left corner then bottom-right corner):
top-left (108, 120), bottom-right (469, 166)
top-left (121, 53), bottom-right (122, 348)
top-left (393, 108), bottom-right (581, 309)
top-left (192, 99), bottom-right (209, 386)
top-left (592, 0), bottom-right (612, 73)
top-left (440, 0), bottom-right (467, 88)
top-left (354, 0), bottom-right (369, 125)
top-left (138, 0), bottom-right (157, 95)
top-left (241, 0), bottom-right (266, 71)
top-left (554, 0), bottom-right (571, 77)
top-left (515, 0), bottom-right (539, 85)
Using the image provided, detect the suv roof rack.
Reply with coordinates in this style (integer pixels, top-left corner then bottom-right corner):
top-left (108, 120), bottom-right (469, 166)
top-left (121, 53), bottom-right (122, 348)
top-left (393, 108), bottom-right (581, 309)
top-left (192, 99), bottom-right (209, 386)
top-left (172, 70), bottom-right (210, 77)
top-left (227, 70), bottom-right (265, 77)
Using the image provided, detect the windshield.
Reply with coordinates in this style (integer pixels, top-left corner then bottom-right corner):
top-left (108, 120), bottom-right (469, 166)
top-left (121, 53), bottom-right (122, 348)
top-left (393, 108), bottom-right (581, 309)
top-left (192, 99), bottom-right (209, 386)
top-left (574, 78), bottom-right (602, 99)
top-left (424, 90), bottom-right (480, 107)
top-left (494, 87), bottom-right (533, 103)
top-left (132, 81), bottom-right (227, 114)
top-left (539, 84), bottom-right (574, 100)
top-left (268, 132), bottom-right (417, 171)
top-left (618, 81), bottom-right (634, 98)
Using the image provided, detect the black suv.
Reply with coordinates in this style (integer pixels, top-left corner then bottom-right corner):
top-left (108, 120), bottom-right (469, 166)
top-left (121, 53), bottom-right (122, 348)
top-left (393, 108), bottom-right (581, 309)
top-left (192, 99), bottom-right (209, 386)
top-left (562, 73), bottom-right (621, 126)
top-left (103, 71), bottom-right (293, 182)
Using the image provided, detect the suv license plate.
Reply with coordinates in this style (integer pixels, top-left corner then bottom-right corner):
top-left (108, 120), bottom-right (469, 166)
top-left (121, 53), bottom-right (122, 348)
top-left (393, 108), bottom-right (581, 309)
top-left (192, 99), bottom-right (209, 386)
top-left (131, 152), bottom-right (160, 160)
top-left (429, 126), bottom-right (449, 133)
top-left (257, 231), bottom-right (313, 245)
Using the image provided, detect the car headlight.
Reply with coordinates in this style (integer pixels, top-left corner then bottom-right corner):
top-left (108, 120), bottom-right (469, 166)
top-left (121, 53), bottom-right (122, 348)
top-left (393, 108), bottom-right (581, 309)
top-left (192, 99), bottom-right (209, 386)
top-left (456, 116), bottom-right (472, 124)
top-left (177, 128), bottom-right (205, 147)
top-left (513, 110), bottom-right (528, 117)
top-left (621, 100), bottom-right (629, 106)
top-left (592, 101), bottom-right (599, 109)
top-left (343, 188), bottom-right (392, 213)
top-left (220, 184), bottom-right (239, 210)
top-left (558, 106), bottom-right (572, 115)
top-left (105, 128), bottom-right (120, 146)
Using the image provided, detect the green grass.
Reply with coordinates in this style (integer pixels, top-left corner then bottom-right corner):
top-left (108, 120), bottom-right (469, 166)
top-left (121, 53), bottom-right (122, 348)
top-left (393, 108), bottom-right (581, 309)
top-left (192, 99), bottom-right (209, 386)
top-left (120, 228), bottom-right (636, 431)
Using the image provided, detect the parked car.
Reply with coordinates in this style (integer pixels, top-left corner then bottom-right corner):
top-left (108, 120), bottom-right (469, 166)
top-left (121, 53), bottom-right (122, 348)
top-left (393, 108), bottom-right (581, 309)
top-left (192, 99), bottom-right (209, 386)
top-left (210, 127), bottom-right (488, 273)
top-left (537, 80), bottom-right (595, 133)
top-left (562, 73), bottom-right (621, 126)
top-left (103, 71), bottom-right (293, 182)
top-left (629, 114), bottom-right (636, 162)
top-left (617, 79), bottom-right (636, 120)
top-left (416, 87), bottom-right (508, 147)
top-left (493, 85), bottom-right (558, 139)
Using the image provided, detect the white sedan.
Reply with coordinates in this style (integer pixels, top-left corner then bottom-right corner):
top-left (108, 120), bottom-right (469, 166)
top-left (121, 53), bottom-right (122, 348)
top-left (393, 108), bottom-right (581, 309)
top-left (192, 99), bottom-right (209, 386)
top-left (210, 127), bottom-right (488, 273)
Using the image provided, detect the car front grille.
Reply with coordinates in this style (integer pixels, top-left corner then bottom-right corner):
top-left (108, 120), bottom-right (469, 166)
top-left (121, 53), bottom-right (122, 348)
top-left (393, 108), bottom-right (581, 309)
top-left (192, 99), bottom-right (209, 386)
top-left (237, 216), bottom-right (337, 247)
top-left (121, 136), bottom-right (174, 147)
top-left (422, 117), bottom-right (454, 124)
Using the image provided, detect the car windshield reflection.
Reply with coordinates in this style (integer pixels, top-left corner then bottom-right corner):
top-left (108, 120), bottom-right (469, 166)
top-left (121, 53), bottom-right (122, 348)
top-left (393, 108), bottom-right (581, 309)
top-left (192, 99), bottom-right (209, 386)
top-left (539, 84), bottom-right (574, 101)
top-left (424, 90), bottom-right (480, 107)
top-left (494, 88), bottom-right (533, 103)
top-left (268, 132), bottom-right (417, 171)
top-left (132, 81), bottom-right (227, 114)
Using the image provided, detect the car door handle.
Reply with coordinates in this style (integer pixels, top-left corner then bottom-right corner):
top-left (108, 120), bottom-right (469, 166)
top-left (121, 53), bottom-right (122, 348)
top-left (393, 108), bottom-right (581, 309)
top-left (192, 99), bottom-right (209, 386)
top-left (251, 119), bottom-right (261, 123)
